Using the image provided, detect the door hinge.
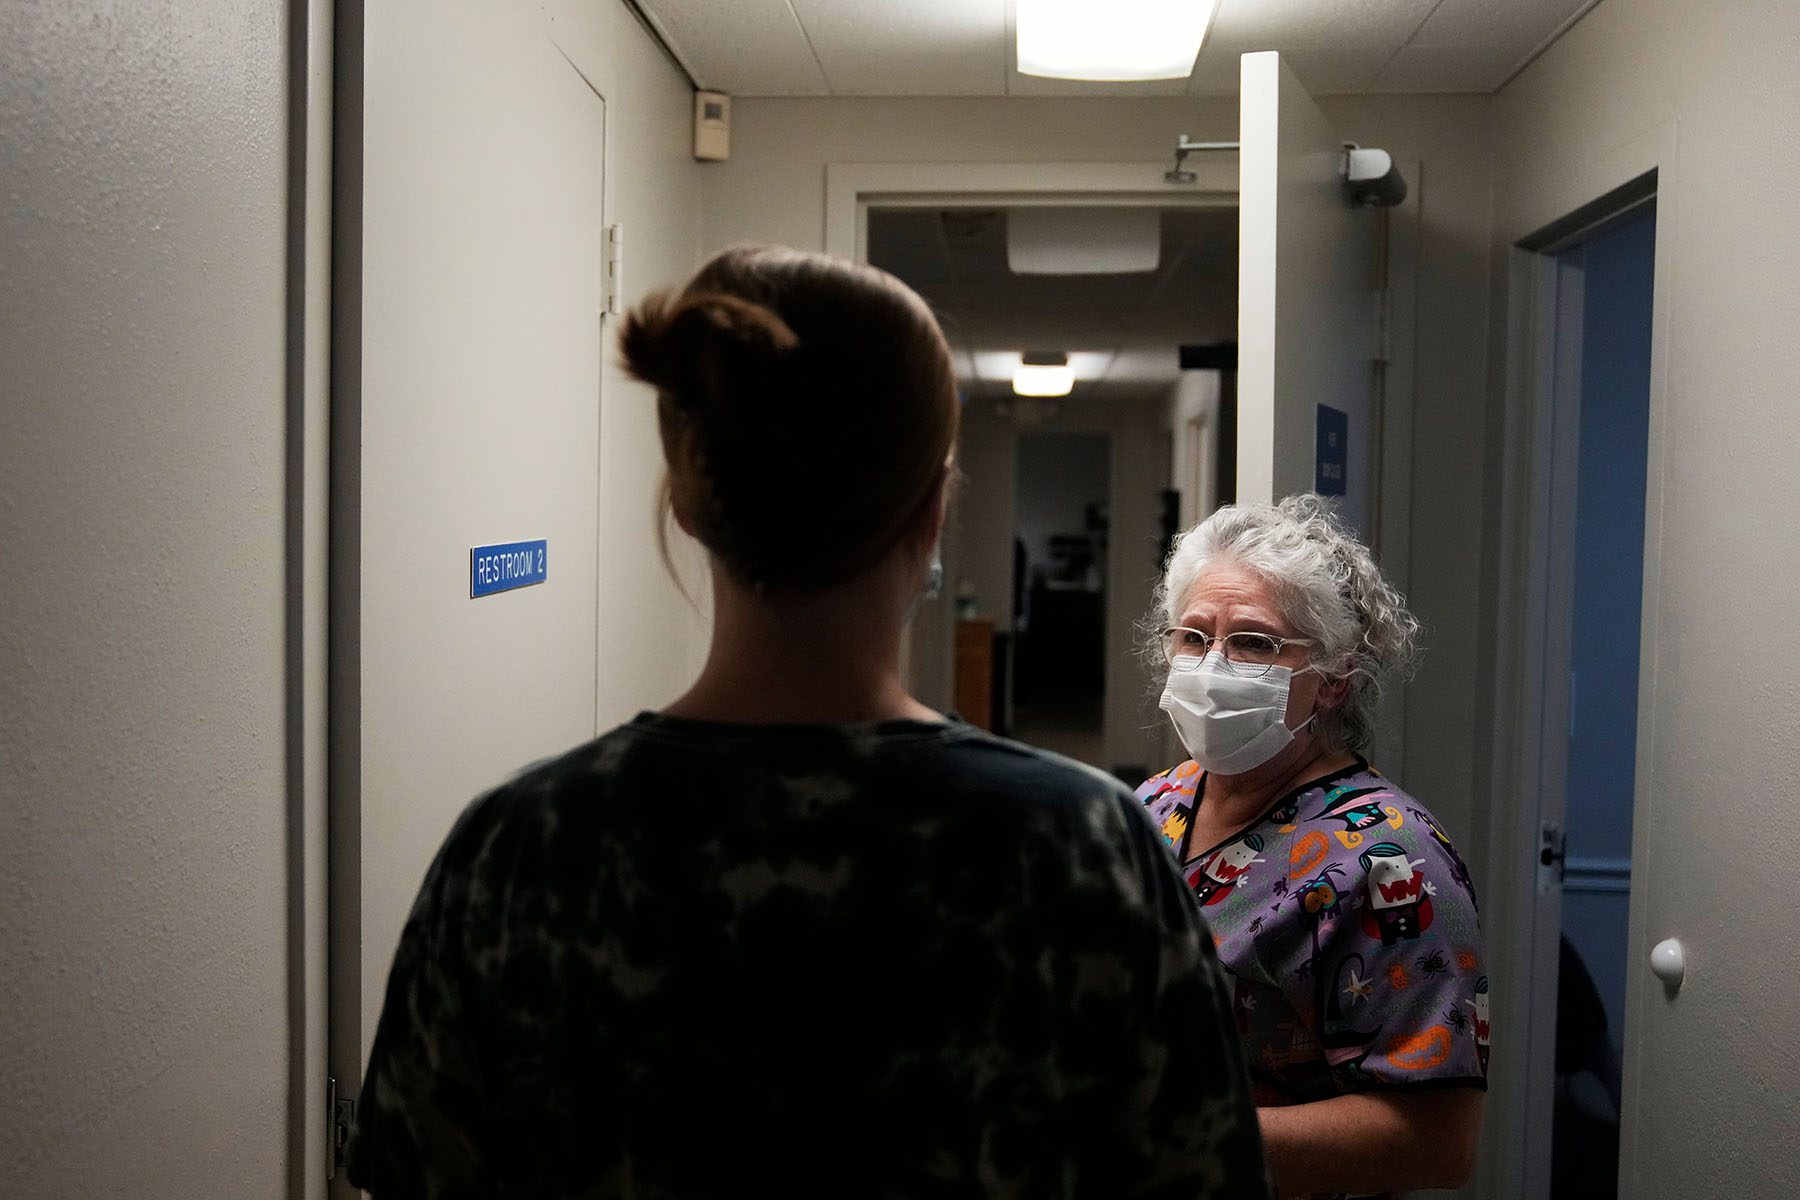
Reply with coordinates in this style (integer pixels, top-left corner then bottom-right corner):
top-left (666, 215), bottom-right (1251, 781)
top-left (603, 223), bottom-right (624, 316)
top-left (327, 1076), bottom-right (356, 1181)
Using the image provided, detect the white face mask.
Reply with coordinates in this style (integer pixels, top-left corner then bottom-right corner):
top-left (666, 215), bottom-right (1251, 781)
top-left (1159, 652), bottom-right (1318, 775)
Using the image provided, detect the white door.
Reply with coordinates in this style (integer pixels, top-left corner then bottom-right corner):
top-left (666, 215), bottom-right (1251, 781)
top-left (1236, 51), bottom-right (1383, 537)
top-left (330, 1), bottom-right (606, 1180)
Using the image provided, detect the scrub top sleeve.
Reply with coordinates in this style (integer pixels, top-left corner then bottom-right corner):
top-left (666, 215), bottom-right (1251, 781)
top-left (1134, 760), bottom-right (1202, 851)
top-left (1292, 818), bottom-right (1490, 1094)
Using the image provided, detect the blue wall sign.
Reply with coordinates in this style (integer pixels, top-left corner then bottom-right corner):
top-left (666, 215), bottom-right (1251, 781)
top-left (1315, 405), bottom-right (1348, 496)
top-left (470, 539), bottom-right (547, 598)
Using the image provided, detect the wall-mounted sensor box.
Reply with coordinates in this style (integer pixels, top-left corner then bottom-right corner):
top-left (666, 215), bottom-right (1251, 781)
top-left (694, 90), bottom-right (730, 162)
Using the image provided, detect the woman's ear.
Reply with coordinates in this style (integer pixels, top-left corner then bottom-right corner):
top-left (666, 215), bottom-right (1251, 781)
top-left (1315, 671), bottom-right (1353, 711)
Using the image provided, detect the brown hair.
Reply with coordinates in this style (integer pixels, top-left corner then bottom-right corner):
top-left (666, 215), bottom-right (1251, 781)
top-left (620, 244), bottom-right (959, 590)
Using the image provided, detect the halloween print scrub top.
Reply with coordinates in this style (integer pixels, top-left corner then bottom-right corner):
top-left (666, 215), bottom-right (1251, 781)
top-left (349, 714), bottom-right (1273, 1200)
top-left (1136, 758), bottom-right (1489, 1198)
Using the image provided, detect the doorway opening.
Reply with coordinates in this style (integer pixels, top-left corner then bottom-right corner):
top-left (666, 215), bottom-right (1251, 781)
top-left (1543, 200), bottom-right (1655, 1200)
top-left (1487, 174), bottom-right (1658, 1200)
top-left (1012, 431), bottom-right (1110, 763)
top-left (865, 202), bottom-right (1238, 779)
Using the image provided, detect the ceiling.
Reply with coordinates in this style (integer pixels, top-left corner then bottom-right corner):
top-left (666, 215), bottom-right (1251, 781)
top-left (868, 205), bottom-right (1237, 403)
top-left (635, 0), bottom-right (1603, 97)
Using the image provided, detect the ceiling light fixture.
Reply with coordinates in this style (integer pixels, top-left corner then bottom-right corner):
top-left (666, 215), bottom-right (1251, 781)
top-left (1016, 0), bottom-right (1220, 82)
top-left (1013, 351), bottom-right (1074, 397)
top-left (1007, 207), bottom-right (1162, 275)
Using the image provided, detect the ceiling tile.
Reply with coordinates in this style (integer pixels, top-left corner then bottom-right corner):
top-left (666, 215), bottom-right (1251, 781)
top-left (1189, 41), bottom-right (1399, 95)
top-left (1187, 43), bottom-right (1245, 96)
top-left (1371, 43), bottom-right (1534, 92)
top-left (1405, 0), bottom-right (1594, 49)
top-left (793, 0), bottom-right (1007, 95)
top-left (1277, 43), bottom-right (1402, 93)
top-left (1190, 0), bottom-right (1441, 95)
top-left (1208, 0), bottom-right (1439, 49)
top-left (1387, 0), bottom-right (1598, 87)
top-left (636, 0), bottom-right (830, 95)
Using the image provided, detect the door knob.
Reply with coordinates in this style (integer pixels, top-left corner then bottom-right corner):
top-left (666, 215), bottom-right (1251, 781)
top-left (1650, 937), bottom-right (1685, 989)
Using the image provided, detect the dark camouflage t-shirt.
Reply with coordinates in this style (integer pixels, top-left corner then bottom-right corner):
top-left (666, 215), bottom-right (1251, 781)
top-left (348, 713), bottom-right (1271, 1199)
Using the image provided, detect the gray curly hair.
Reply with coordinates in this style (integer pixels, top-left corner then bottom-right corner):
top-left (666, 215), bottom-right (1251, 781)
top-left (1148, 494), bottom-right (1420, 754)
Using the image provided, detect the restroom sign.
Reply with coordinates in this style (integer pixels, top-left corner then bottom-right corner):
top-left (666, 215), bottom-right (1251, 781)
top-left (470, 539), bottom-right (547, 598)
top-left (1315, 405), bottom-right (1348, 496)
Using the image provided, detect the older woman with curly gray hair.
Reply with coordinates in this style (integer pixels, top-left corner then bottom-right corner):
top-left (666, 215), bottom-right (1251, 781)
top-left (1136, 495), bottom-right (1488, 1198)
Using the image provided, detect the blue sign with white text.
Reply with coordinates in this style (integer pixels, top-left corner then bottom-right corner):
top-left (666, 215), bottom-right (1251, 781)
top-left (1315, 405), bottom-right (1348, 496)
top-left (470, 539), bottom-right (547, 598)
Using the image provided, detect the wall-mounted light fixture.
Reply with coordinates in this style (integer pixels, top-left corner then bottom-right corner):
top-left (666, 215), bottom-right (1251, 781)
top-left (1013, 351), bottom-right (1074, 397)
top-left (1016, 0), bottom-right (1221, 82)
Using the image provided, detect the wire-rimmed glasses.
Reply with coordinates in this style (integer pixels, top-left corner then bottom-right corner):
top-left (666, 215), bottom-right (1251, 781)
top-left (1159, 627), bottom-right (1318, 678)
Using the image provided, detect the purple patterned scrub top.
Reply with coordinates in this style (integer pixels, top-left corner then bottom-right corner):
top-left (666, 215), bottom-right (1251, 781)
top-left (1136, 757), bottom-right (1489, 1183)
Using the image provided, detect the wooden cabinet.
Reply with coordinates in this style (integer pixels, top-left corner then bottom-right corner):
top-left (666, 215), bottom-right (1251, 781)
top-left (954, 618), bottom-right (995, 731)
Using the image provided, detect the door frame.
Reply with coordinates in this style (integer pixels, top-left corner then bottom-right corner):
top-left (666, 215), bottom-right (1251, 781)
top-left (833, 162), bottom-right (1233, 741)
top-left (286, 0), bottom-right (334, 1195)
top-left (825, 155), bottom-right (1420, 778)
top-left (1479, 119), bottom-right (1677, 1199)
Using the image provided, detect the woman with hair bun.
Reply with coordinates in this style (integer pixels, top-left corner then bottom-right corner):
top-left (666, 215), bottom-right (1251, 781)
top-left (1138, 495), bottom-right (1488, 1198)
top-left (348, 245), bottom-right (1271, 1199)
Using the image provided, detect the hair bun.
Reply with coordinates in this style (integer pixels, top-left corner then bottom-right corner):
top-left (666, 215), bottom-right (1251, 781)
top-left (620, 289), bottom-right (799, 413)
top-left (620, 244), bottom-right (959, 591)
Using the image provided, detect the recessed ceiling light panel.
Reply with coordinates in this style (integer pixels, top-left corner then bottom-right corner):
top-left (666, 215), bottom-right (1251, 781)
top-left (1016, 0), bottom-right (1220, 82)
top-left (1007, 207), bottom-right (1162, 275)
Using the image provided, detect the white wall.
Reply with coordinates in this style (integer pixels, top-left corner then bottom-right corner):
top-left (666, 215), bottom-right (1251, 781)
top-left (0, 1), bottom-right (705, 1195)
top-left (1484, 1), bottom-right (1800, 1193)
top-left (0, 3), bottom-right (291, 1196)
top-left (701, 93), bottom-right (1494, 848)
